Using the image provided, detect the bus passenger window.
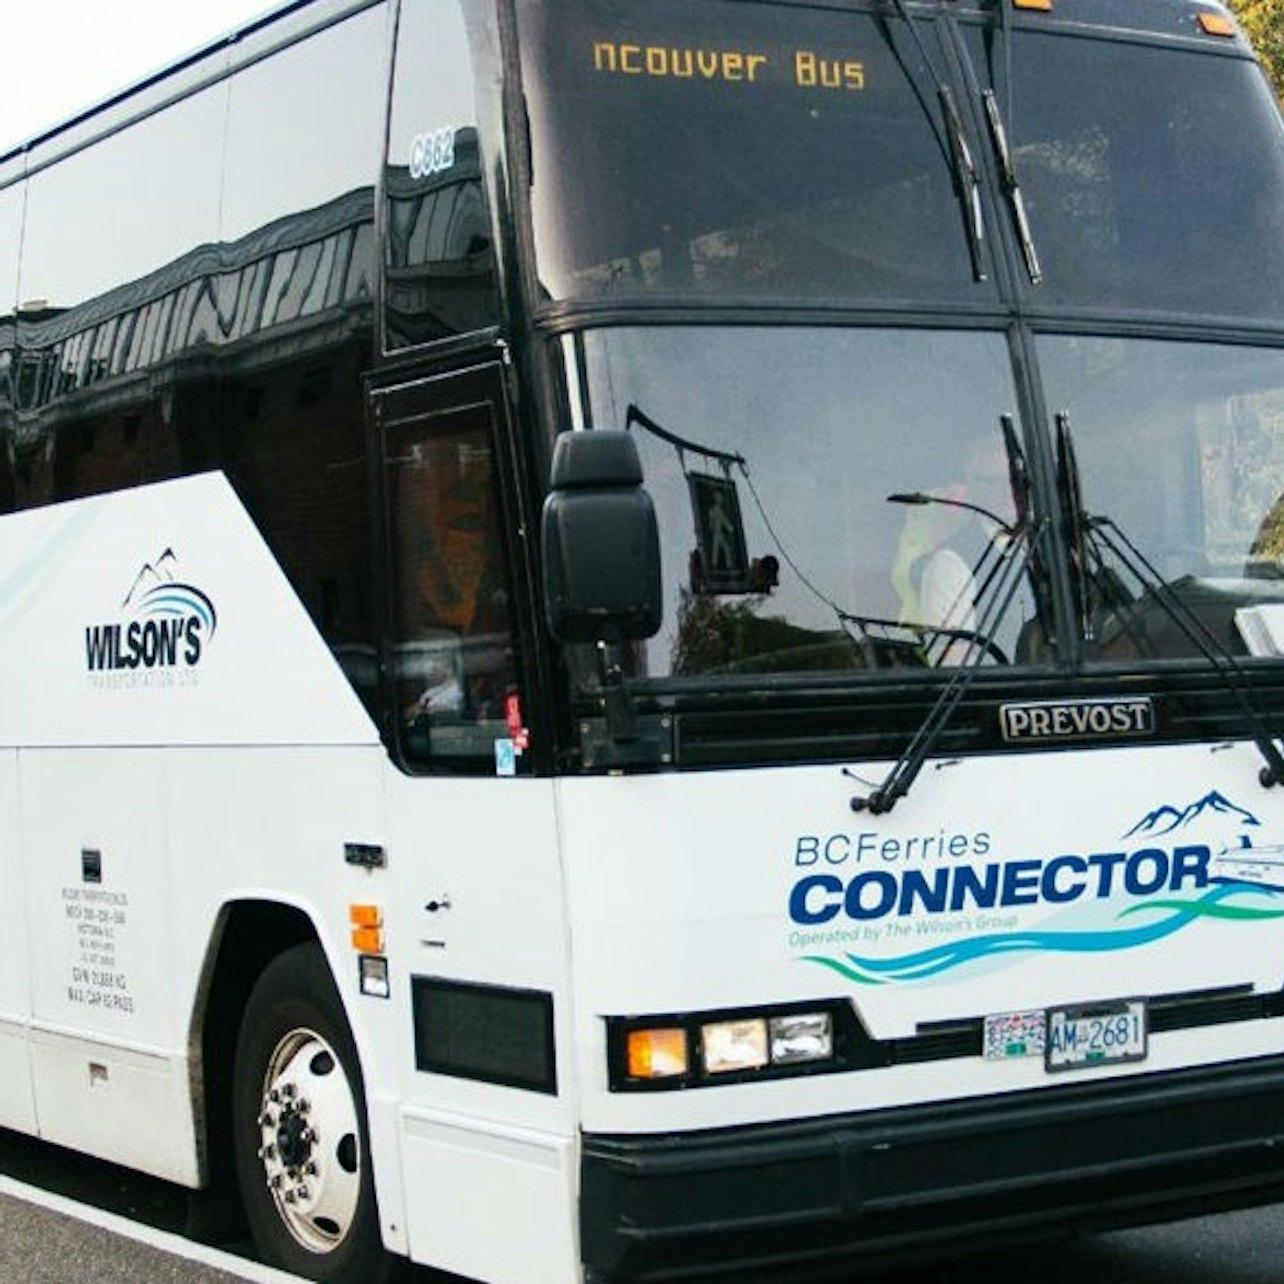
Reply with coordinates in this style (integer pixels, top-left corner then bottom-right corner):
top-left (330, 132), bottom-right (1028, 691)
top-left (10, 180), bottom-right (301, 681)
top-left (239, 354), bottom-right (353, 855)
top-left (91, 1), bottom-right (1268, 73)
top-left (0, 171), bottom-right (17, 514)
top-left (383, 0), bottom-right (502, 350)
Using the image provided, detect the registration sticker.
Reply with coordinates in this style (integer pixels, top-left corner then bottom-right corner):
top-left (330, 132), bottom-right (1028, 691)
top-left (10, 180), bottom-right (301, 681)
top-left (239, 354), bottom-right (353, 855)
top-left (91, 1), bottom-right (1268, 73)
top-left (983, 1009), bottom-right (1046, 1060)
top-left (1046, 999), bottom-right (1147, 1072)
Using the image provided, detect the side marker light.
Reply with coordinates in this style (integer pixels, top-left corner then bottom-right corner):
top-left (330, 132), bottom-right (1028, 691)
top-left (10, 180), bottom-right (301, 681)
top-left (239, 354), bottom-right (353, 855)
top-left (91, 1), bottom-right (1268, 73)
top-left (349, 904), bottom-right (384, 953)
top-left (1197, 12), bottom-right (1236, 36)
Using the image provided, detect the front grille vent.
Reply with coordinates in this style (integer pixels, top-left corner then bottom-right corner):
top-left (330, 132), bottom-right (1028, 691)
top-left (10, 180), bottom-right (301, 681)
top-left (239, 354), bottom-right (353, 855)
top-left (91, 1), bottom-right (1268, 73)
top-left (859, 984), bottom-right (1284, 1069)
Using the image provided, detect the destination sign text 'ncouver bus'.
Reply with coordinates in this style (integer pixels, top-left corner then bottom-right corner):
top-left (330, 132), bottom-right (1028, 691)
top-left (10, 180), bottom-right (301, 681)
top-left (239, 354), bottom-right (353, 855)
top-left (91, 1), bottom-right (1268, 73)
top-left (592, 40), bottom-right (866, 91)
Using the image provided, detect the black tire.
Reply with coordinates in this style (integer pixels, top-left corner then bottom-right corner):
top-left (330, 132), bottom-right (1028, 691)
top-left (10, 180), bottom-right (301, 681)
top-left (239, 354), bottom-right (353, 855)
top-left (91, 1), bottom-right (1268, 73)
top-left (232, 941), bottom-right (395, 1283)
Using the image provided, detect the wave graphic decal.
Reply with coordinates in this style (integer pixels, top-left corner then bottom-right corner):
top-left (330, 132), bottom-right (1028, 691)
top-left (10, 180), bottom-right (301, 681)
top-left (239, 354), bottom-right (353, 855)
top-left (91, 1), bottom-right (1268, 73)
top-left (801, 882), bottom-right (1284, 985)
top-left (134, 583), bottom-right (218, 635)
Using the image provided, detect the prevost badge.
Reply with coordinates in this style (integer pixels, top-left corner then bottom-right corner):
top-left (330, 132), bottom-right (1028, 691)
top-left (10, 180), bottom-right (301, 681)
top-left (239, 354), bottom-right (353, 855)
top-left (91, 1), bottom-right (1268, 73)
top-left (1000, 696), bottom-right (1155, 743)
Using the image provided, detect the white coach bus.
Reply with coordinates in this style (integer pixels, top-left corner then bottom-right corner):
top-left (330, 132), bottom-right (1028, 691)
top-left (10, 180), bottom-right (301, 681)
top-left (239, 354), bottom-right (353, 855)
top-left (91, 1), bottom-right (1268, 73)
top-left (5, 0), bottom-right (1284, 1280)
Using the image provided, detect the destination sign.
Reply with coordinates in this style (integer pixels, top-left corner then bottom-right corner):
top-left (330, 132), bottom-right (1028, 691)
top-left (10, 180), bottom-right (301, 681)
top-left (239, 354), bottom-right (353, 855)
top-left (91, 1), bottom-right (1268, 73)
top-left (591, 40), bottom-right (865, 92)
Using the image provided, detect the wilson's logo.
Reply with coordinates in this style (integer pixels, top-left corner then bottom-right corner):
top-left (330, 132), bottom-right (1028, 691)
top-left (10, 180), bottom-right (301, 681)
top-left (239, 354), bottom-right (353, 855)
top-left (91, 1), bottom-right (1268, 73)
top-left (85, 549), bottom-right (217, 672)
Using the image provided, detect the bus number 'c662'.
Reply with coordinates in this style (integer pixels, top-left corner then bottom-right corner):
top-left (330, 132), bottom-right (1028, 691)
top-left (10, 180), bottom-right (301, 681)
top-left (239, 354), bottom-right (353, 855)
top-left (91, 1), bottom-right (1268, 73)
top-left (409, 126), bottom-right (456, 180)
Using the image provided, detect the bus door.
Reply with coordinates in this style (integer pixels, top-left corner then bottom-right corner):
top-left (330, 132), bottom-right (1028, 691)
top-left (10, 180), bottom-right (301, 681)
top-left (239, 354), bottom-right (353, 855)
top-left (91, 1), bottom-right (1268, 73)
top-left (369, 362), bottom-right (576, 1283)
top-left (370, 361), bottom-right (528, 770)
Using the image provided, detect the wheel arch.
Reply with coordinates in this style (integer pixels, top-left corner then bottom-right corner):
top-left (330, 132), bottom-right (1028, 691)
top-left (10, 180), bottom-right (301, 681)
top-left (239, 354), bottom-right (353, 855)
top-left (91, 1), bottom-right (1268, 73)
top-left (188, 900), bottom-right (318, 1193)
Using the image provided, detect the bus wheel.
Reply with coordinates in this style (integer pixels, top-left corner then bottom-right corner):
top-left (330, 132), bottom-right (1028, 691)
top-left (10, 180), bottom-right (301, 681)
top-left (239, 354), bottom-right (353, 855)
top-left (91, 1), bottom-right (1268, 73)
top-left (232, 942), bottom-right (392, 1282)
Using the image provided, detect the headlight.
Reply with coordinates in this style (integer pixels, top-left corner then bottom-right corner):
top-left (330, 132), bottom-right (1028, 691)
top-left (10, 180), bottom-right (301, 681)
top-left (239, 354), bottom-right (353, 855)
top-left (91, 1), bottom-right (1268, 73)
top-left (611, 1003), bottom-right (843, 1090)
top-left (701, 1018), bottom-right (769, 1074)
top-left (770, 1012), bottom-right (833, 1064)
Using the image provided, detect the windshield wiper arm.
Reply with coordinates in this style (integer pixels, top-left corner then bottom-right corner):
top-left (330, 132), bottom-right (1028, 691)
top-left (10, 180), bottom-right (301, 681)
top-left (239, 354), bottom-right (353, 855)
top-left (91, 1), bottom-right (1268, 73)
top-left (1055, 414), bottom-right (1095, 643)
top-left (1001, 412), bottom-right (1056, 634)
top-left (887, 489), bottom-right (1010, 532)
top-left (1093, 518), bottom-right (1284, 789)
top-left (849, 419), bottom-right (1052, 813)
top-left (851, 514), bottom-right (1046, 814)
top-left (982, 89), bottom-right (1042, 285)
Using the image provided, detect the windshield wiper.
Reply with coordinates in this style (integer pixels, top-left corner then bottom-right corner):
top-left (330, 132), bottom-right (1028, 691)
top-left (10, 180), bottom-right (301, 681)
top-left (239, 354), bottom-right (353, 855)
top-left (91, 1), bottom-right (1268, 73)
top-left (1055, 412), bottom-right (1284, 789)
top-left (942, 86), bottom-right (987, 282)
top-left (885, 0), bottom-right (987, 282)
top-left (982, 89), bottom-right (1042, 285)
top-left (851, 516), bottom-right (1044, 814)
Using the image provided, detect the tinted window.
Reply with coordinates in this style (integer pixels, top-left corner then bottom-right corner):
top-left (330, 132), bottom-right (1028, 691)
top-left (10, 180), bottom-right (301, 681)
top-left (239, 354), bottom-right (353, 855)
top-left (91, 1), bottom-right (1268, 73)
top-left (222, 7), bottom-right (384, 243)
top-left (574, 326), bottom-right (1038, 680)
top-left (6, 10), bottom-right (387, 711)
top-left (384, 0), bottom-right (502, 349)
top-left (15, 85), bottom-right (227, 507)
top-left (20, 89), bottom-right (225, 326)
top-left (215, 6), bottom-right (387, 709)
top-left (381, 372), bottom-right (522, 770)
top-left (0, 167), bottom-right (19, 512)
top-left (517, 0), bottom-right (997, 306)
top-left (994, 33), bottom-right (1284, 321)
top-left (1039, 335), bottom-right (1284, 662)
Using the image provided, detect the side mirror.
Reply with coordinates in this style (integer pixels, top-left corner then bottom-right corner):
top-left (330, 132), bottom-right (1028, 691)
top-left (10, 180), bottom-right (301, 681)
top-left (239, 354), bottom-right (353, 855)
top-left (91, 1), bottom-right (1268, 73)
top-left (541, 430), bottom-right (662, 643)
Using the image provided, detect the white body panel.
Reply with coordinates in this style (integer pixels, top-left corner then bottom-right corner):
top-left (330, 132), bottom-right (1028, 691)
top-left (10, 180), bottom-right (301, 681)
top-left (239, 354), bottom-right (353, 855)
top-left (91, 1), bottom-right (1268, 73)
top-left (0, 472), bottom-right (375, 749)
top-left (557, 743), bottom-right (1284, 1133)
top-left (383, 772), bottom-right (576, 1282)
top-left (0, 476), bottom-right (386, 1187)
top-left (0, 753), bottom-right (34, 1133)
top-left (0, 475), bottom-right (579, 1274)
top-left (20, 747), bottom-right (197, 1178)
top-left (399, 1110), bottom-right (578, 1284)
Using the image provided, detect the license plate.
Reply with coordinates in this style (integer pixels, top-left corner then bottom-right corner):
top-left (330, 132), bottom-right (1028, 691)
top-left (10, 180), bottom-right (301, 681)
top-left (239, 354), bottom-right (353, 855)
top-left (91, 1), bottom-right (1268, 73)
top-left (1046, 999), bottom-right (1147, 1072)
top-left (983, 1009), bottom-right (1046, 1060)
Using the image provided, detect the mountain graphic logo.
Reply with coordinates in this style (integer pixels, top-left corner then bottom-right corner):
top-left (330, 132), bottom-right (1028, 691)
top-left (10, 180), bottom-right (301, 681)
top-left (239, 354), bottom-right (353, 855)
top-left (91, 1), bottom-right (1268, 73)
top-left (1122, 791), bottom-right (1260, 840)
top-left (85, 548), bottom-right (217, 673)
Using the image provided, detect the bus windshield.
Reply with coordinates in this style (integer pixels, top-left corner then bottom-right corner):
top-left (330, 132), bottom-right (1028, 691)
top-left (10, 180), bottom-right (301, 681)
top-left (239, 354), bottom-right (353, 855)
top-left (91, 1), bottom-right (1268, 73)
top-left (574, 326), bottom-right (1037, 678)
top-left (992, 24), bottom-right (1284, 322)
top-left (526, 0), bottom-right (1284, 687)
top-left (518, 0), bottom-right (997, 305)
top-left (519, 0), bottom-right (1284, 318)
top-left (572, 326), bottom-right (1284, 681)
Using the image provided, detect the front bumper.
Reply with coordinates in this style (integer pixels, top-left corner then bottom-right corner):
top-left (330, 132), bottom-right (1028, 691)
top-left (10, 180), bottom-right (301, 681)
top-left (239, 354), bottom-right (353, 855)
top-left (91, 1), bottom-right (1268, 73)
top-left (581, 1055), bottom-right (1284, 1281)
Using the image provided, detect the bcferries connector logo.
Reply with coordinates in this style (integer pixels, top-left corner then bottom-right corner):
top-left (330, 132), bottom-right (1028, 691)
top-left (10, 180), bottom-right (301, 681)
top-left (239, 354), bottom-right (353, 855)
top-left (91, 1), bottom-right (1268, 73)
top-left (85, 549), bottom-right (217, 678)
top-left (789, 790), bottom-right (1284, 984)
